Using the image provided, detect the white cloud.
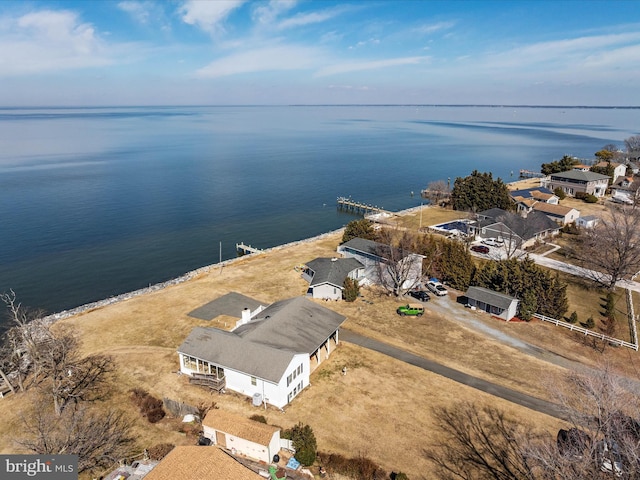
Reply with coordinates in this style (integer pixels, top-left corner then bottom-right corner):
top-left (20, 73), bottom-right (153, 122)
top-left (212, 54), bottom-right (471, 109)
top-left (276, 6), bottom-right (347, 30)
top-left (195, 44), bottom-right (321, 78)
top-left (252, 0), bottom-right (297, 25)
top-left (0, 9), bottom-right (113, 75)
top-left (179, 0), bottom-right (245, 34)
top-left (482, 32), bottom-right (640, 71)
top-left (414, 21), bottom-right (456, 35)
top-left (117, 1), bottom-right (153, 24)
top-left (315, 56), bottom-right (429, 77)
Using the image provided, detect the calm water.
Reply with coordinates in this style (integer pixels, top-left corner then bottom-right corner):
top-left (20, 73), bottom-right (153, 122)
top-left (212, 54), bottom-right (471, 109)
top-left (0, 105), bottom-right (638, 317)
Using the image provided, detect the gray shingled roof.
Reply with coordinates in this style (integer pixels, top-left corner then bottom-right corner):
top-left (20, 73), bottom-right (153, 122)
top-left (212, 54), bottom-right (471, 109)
top-left (188, 292), bottom-right (265, 321)
top-left (340, 237), bottom-right (387, 257)
top-left (235, 297), bottom-right (347, 353)
top-left (178, 327), bottom-right (295, 383)
top-left (477, 208), bottom-right (559, 240)
top-left (465, 286), bottom-right (518, 310)
top-left (549, 170), bottom-right (610, 182)
top-left (305, 257), bottom-right (364, 288)
top-left (178, 297), bottom-right (347, 383)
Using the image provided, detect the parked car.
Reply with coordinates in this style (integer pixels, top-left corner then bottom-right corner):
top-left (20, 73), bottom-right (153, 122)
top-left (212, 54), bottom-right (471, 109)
top-left (481, 238), bottom-right (502, 247)
top-left (426, 280), bottom-right (448, 296)
top-left (408, 290), bottom-right (430, 302)
top-left (396, 304), bottom-right (425, 316)
top-left (471, 245), bottom-right (490, 254)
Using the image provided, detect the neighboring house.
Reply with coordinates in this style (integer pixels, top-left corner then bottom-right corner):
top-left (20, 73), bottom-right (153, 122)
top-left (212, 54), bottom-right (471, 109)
top-left (610, 176), bottom-right (640, 205)
top-left (626, 161), bottom-right (640, 175)
top-left (468, 208), bottom-right (560, 249)
top-left (178, 297), bottom-right (346, 408)
top-left (465, 286), bottom-right (520, 321)
top-left (510, 187), bottom-right (559, 205)
top-left (337, 237), bottom-right (425, 289)
top-left (594, 161), bottom-right (627, 181)
top-left (541, 170), bottom-right (610, 197)
top-left (576, 215), bottom-right (599, 229)
top-left (530, 202), bottom-right (580, 225)
top-left (202, 409), bottom-right (280, 464)
top-left (302, 257), bottom-right (364, 300)
top-left (144, 446), bottom-right (263, 480)
top-left (572, 163), bottom-right (592, 172)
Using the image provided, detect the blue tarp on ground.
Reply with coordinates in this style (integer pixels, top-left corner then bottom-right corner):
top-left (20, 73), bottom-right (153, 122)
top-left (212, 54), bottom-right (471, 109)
top-left (286, 457), bottom-right (301, 470)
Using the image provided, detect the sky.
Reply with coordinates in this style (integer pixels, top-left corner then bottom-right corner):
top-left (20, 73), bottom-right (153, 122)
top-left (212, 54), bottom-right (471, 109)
top-left (0, 0), bottom-right (639, 106)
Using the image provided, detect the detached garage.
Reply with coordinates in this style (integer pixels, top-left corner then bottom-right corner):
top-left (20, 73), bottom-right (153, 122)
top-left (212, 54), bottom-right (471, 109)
top-left (465, 286), bottom-right (520, 321)
top-left (202, 409), bottom-right (281, 464)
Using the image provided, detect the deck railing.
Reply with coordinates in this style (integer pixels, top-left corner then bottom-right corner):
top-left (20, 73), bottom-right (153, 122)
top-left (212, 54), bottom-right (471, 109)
top-left (189, 372), bottom-right (226, 392)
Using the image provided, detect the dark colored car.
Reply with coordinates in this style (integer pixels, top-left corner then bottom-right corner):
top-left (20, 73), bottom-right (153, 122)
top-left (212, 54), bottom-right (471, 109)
top-left (409, 290), bottom-right (430, 302)
top-left (471, 245), bottom-right (490, 254)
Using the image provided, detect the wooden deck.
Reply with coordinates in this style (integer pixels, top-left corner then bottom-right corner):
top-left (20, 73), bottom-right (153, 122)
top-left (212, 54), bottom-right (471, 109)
top-left (189, 372), bottom-right (226, 392)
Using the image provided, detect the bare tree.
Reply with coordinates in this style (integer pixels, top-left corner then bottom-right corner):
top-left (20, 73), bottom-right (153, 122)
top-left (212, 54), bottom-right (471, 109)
top-left (624, 135), bottom-right (640, 153)
top-left (17, 399), bottom-right (134, 473)
top-left (374, 231), bottom-right (423, 296)
top-left (0, 290), bottom-right (49, 391)
top-left (424, 366), bottom-right (640, 479)
top-left (572, 205), bottom-right (640, 289)
top-left (422, 180), bottom-right (450, 205)
top-left (35, 325), bottom-right (115, 416)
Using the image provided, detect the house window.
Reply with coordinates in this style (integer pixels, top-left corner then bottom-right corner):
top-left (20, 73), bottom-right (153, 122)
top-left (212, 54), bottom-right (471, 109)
top-left (287, 374), bottom-right (292, 387)
top-left (251, 377), bottom-right (257, 386)
top-left (297, 365), bottom-right (302, 375)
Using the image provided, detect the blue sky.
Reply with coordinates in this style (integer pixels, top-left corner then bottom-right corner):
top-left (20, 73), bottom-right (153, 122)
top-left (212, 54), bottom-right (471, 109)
top-left (0, 0), bottom-right (639, 106)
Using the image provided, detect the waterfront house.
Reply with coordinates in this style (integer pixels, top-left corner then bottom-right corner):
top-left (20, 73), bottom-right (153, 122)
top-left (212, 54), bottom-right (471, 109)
top-left (337, 237), bottom-right (425, 290)
top-left (465, 286), bottom-right (519, 321)
top-left (144, 446), bottom-right (263, 480)
top-left (541, 170), bottom-right (610, 197)
top-left (202, 409), bottom-right (281, 463)
top-left (302, 257), bottom-right (364, 300)
top-left (178, 297), bottom-right (346, 409)
top-left (468, 208), bottom-right (560, 249)
top-left (594, 161), bottom-right (627, 181)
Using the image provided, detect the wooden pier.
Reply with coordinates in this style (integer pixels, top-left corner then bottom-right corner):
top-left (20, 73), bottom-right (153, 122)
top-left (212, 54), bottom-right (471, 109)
top-left (519, 169), bottom-right (546, 179)
top-left (337, 197), bottom-right (388, 216)
top-left (236, 243), bottom-right (263, 255)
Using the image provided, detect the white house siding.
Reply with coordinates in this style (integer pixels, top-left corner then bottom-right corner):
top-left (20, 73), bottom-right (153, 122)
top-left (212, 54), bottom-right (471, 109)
top-left (179, 353), bottom-right (310, 409)
top-left (312, 283), bottom-right (341, 300)
top-left (201, 428), bottom-right (279, 464)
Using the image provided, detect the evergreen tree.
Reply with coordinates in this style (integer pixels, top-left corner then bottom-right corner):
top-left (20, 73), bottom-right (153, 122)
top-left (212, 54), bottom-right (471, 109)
top-left (450, 170), bottom-right (514, 212)
top-left (341, 219), bottom-right (377, 244)
top-left (342, 278), bottom-right (359, 302)
top-left (284, 423), bottom-right (317, 466)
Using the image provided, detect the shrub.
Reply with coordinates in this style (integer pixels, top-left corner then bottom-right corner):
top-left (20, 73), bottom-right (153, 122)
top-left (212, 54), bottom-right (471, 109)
top-left (575, 191), bottom-right (588, 200)
top-left (146, 408), bottom-right (166, 424)
top-left (284, 423), bottom-right (317, 466)
top-left (585, 316), bottom-right (595, 329)
top-left (584, 194), bottom-right (598, 203)
top-left (250, 414), bottom-right (267, 424)
top-left (605, 292), bottom-right (616, 319)
top-left (317, 452), bottom-right (387, 479)
top-left (343, 277), bottom-right (359, 302)
top-left (553, 187), bottom-right (566, 200)
top-left (568, 311), bottom-right (578, 324)
top-left (148, 443), bottom-right (174, 460)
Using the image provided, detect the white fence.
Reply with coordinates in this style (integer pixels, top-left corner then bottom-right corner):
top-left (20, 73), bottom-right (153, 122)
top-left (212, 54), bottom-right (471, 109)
top-left (533, 311), bottom-right (638, 351)
top-left (279, 439), bottom-right (295, 453)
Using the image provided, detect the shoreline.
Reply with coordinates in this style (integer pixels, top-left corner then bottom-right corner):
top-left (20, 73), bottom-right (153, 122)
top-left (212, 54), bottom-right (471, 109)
top-left (42, 194), bottom-right (514, 323)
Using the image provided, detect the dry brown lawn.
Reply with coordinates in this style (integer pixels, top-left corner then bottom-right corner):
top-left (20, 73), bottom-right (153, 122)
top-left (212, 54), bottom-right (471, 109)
top-left (0, 206), bottom-right (638, 479)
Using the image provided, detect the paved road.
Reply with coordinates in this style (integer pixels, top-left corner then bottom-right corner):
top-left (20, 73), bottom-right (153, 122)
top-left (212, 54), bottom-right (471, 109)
top-left (340, 329), bottom-right (570, 421)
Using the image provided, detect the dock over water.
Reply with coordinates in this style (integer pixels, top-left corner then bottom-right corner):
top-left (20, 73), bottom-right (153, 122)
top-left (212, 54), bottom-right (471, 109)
top-left (337, 197), bottom-right (389, 216)
top-left (519, 169), bottom-right (546, 179)
top-left (236, 243), bottom-right (263, 255)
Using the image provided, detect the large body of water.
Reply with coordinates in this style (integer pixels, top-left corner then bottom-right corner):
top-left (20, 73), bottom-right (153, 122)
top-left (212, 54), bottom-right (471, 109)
top-left (0, 105), bottom-right (638, 318)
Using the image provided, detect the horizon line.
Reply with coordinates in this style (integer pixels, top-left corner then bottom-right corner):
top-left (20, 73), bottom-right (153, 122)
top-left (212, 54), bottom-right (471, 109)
top-left (0, 104), bottom-right (639, 110)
